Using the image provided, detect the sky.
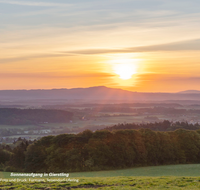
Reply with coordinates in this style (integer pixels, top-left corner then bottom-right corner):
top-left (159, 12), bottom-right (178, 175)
top-left (1, 0), bottom-right (200, 92)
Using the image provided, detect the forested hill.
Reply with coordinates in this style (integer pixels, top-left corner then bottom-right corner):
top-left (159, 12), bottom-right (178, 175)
top-left (2, 128), bottom-right (200, 173)
top-left (0, 108), bottom-right (73, 125)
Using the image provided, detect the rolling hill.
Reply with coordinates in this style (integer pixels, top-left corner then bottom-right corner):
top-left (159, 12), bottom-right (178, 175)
top-left (1, 86), bottom-right (200, 104)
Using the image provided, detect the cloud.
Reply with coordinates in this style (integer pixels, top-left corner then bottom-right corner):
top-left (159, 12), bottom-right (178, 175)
top-left (159, 76), bottom-right (200, 83)
top-left (62, 39), bottom-right (200, 55)
top-left (0, 54), bottom-right (71, 64)
top-left (1, 39), bottom-right (200, 64)
top-left (0, 72), bottom-right (114, 79)
top-left (136, 73), bottom-right (200, 83)
top-left (0, 0), bottom-right (72, 7)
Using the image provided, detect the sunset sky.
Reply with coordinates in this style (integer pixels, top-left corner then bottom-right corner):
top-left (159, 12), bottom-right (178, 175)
top-left (1, 0), bottom-right (200, 92)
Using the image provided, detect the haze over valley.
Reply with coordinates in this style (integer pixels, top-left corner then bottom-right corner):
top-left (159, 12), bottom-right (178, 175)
top-left (1, 86), bottom-right (200, 144)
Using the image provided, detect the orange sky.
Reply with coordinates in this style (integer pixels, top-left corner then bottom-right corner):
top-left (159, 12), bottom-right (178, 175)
top-left (1, 0), bottom-right (200, 92)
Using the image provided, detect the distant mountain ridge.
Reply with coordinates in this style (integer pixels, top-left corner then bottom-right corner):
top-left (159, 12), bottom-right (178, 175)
top-left (1, 86), bottom-right (200, 104)
top-left (177, 90), bottom-right (200, 94)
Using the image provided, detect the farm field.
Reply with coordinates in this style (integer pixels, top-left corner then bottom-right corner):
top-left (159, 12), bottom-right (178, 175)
top-left (0, 114), bottom-right (166, 130)
top-left (0, 115), bottom-right (134, 131)
top-left (42, 114), bottom-right (166, 129)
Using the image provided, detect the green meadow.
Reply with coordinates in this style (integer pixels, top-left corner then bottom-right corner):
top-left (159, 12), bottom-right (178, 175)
top-left (70, 164), bottom-right (200, 177)
top-left (2, 164), bottom-right (200, 178)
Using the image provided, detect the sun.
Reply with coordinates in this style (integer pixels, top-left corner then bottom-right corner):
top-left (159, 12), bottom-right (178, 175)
top-left (113, 63), bottom-right (136, 80)
top-left (112, 59), bottom-right (138, 80)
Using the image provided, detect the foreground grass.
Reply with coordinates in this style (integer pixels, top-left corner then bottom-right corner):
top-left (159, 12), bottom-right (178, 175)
top-left (1, 176), bottom-right (200, 189)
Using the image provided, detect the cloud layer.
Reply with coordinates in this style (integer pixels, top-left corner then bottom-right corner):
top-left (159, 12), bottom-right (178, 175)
top-left (0, 0), bottom-right (72, 7)
top-left (63, 39), bottom-right (200, 55)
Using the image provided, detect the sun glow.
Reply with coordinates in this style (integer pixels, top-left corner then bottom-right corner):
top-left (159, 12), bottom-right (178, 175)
top-left (112, 59), bottom-right (138, 80)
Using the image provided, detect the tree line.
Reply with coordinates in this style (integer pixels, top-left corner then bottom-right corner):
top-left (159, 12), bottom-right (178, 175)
top-left (1, 126), bottom-right (200, 172)
top-left (104, 120), bottom-right (200, 131)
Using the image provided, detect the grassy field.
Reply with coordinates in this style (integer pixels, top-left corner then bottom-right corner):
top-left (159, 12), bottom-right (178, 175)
top-left (70, 164), bottom-right (200, 177)
top-left (2, 164), bottom-right (200, 178)
top-left (1, 164), bottom-right (200, 189)
top-left (0, 176), bottom-right (200, 189)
